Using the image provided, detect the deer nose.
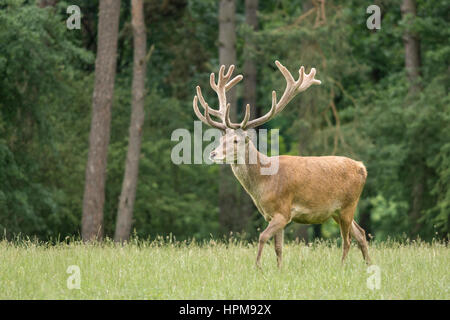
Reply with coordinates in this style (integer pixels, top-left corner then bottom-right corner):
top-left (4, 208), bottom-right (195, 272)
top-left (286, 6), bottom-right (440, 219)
top-left (210, 151), bottom-right (217, 159)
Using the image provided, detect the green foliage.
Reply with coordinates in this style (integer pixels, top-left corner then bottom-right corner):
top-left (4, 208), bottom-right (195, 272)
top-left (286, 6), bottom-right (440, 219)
top-left (370, 194), bottom-right (410, 240)
top-left (0, 0), bottom-right (448, 241)
top-left (0, 0), bottom-right (92, 237)
top-left (105, 90), bottom-right (220, 240)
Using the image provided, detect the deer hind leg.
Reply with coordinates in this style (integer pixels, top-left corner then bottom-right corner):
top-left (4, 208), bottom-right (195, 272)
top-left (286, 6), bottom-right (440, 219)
top-left (334, 206), bottom-right (356, 264)
top-left (351, 220), bottom-right (371, 265)
top-left (340, 220), bottom-right (351, 264)
top-left (256, 214), bottom-right (287, 269)
top-left (274, 229), bottom-right (284, 269)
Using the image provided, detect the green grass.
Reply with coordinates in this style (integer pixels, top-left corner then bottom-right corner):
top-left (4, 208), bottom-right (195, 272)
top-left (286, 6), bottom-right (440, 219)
top-left (0, 238), bottom-right (448, 299)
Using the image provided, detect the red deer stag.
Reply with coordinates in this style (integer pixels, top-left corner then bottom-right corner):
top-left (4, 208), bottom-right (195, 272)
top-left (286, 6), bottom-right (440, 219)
top-left (193, 61), bottom-right (371, 268)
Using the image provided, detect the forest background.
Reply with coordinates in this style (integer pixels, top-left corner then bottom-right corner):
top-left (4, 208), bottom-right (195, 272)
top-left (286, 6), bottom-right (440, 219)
top-left (0, 0), bottom-right (448, 243)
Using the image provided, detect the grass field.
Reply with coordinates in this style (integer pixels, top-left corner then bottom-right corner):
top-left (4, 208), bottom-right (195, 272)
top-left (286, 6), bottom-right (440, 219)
top-left (0, 238), bottom-right (448, 299)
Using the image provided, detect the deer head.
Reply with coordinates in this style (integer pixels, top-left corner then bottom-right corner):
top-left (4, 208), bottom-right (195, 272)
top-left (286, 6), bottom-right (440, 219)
top-left (209, 129), bottom-right (249, 163)
top-left (193, 61), bottom-right (321, 163)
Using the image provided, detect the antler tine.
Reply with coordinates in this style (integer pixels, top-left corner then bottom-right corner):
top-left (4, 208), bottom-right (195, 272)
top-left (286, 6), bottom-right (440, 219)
top-left (297, 66), bottom-right (305, 89)
top-left (224, 65), bottom-right (234, 80)
top-left (214, 64), bottom-right (235, 88)
top-left (275, 60), bottom-right (295, 85)
top-left (210, 72), bottom-right (218, 91)
top-left (225, 75), bottom-right (243, 92)
top-left (224, 102), bottom-right (253, 130)
top-left (204, 100), bottom-right (226, 130)
top-left (298, 67), bottom-right (321, 92)
top-left (196, 86), bottom-right (221, 118)
top-left (240, 104), bottom-right (251, 129)
top-left (193, 95), bottom-right (226, 130)
top-left (213, 65), bottom-right (242, 91)
top-left (218, 65), bottom-right (226, 84)
top-left (268, 90), bottom-right (277, 118)
top-left (225, 103), bottom-right (240, 129)
top-left (193, 96), bottom-right (206, 122)
top-left (243, 90), bottom-right (277, 130)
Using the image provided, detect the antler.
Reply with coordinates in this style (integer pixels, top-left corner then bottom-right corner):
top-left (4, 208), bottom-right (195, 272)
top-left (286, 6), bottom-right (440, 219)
top-left (193, 61), bottom-right (321, 130)
top-left (193, 65), bottom-right (244, 131)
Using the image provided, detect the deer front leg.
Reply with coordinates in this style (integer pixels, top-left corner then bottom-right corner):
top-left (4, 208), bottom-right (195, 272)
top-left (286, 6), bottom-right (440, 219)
top-left (274, 229), bottom-right (284, 269)
top-left (256, 214), bottom-right (287, 269)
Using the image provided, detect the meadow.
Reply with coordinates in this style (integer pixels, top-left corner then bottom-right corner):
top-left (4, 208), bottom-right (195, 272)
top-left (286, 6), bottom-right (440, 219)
top-left (0, 238), bottom-right (448, 300)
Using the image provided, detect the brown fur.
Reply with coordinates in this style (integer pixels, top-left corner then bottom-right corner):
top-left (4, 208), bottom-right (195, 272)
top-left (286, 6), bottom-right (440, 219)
top-left (223, 137), bottom-right (372, 268)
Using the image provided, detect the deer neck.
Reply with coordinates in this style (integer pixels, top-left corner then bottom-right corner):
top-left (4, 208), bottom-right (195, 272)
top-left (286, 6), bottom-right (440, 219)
top-left (230, 141), bottom-right (268, 195)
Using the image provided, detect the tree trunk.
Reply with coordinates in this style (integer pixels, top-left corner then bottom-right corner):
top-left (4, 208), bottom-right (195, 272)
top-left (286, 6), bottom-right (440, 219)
top-left (81, 0), bottom-right (121, 241)
top-left (410, 172), bottom-right (424, 234)
top-left (218, 0), bottom-right (239, 233)
top-left (238, 0), bottom-right (259, 233)
top-left (401, 0), bottom-right (423, 235)
top-left (243, 0), bottom-right (259, 120)
top-left (401, 0), bottom-right (421, 95)
top-left (114, 0), bottom-right (147, 242)
top-left (219, 0), bottom-right (237, 122)
top-left (38, 0), bottom-right (57, 7)
top-left (294, 0), bottom-right (317, 242)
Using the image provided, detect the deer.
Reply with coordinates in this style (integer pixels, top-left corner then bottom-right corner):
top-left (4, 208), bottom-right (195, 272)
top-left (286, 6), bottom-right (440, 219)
top-left (192, 61), bottom-right (371, 269)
